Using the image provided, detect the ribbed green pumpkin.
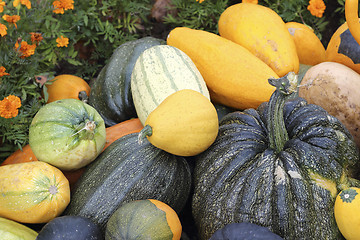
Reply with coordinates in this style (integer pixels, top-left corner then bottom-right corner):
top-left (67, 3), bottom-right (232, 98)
top-left (89, 37), bottom-right (164, 127)
top-left (192, 72), bottom-right (360, 240)
top-left (63, 133), bottom-right (191, 232)
top-left (131, 44), bottom-right (210, 125)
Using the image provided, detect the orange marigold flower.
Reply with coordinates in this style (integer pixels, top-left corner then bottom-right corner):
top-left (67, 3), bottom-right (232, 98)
top-left (0, 66), bottom-right (9, 77)
top-left (196, 0), bottom-right (205, 3)
top-left (0, 0), bottom-right (6, 13)
top-left (15, 41), bottom-right (36, 58)
top-left (0, 23), bottom-right (7, 37)
top-left (56, 35), bottom-right (69, 47)
top-left (307, 0), bottom-right (326, 18)
top-left (242, 0), bottom-right (258, 3)
top-left (2, 14), bottom-right (21, 28)
top-left (30, 32), bottom-right (43, 44)
top-left (0, 95), bottom-right (21, 119)
top-left (53, 0), bottom-right (74, 14)
top-left (13, 0), bottom-right (31, 9)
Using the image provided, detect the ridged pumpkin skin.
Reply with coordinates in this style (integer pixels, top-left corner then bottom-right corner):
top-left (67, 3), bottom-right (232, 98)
top-left (0, 217), bottom-right (38, 240)
top-left (131, 44), bottom-right (210, 125)
top-left (167, 27), bottom-right (278, 110)
top-left (0, 162), bottom-right (70, 224)
top-left (285, 22), bottom-right (326, 66)
top-left (218, 3), bottom-right (299, 76)
top-left (89, 37), bottom-right (164, 127)
top-left (29, 99), bottom-right (106, 171)
top-left (192, 74), bottom-right (360, 240)
top-left (140, 89), bottom-right (218, 157)
top-left (63, 133), bottom-right (191, 231)
top-left (105, 199), bottom-right (182, 240)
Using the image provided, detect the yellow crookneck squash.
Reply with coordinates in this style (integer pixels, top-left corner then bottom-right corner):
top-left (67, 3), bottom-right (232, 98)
top-left (138, 89), bottom-right (219, 157)
top-left (218, 3), bottom-right (299, 77)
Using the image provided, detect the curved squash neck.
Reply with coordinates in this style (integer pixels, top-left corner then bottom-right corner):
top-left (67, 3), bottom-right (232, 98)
top-left (267, 72), bottom-right (298, 154)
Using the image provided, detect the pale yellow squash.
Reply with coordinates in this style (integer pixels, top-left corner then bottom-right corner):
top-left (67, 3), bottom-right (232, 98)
top-left (138, 89), bottom-right (219, 156)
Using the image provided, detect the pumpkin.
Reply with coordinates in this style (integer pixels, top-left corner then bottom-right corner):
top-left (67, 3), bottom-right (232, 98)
top-left (166, 27), bottom-right (278, 110)
top-left (345, 0), bottom-right (360, 46)
top-left (298, 61), bottom-right (360, 148)
top-left (334, 187), bottom-right (360, 240)
top-left (0, 161), bottom-right (70, 223)
top-left (285, 21), bottom-right (326, 66)
top-left (138, 89), bottom-right (218, 157)
top-left (105, 199), bottom-right (182, 240)
top-left (192, 72), bottom-right (360, 240)
top-left (88, 37), bottom-right (164, 127)
top-left (63, 133), bottom-right (191, 231)
top-left (0, 217), bottom-right (38, 240)
top-left (209, 222), bottom-right (284, 240)
top-left (218, 3), bottom-right (299, 76)
top-left (36, 216), bottom-right (103, 240)
top-left (29, 98), bottom-right (106, 171)
top-left (131, 44), bottom-right (210, 125)
top-left (45, 74), bottom-right (91, 103)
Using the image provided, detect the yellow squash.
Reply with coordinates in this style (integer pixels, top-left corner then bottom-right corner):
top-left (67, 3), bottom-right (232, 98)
top-left (0, 217), bottom-right (38, 240)
top-left (167, 27), bottom-right (278, 110)
top-left (0, 161), bottom-right (70, 223)
top-left (138, 89), bottom-right (219, 157)
top-left (218, 3), bottom-right (299, 77)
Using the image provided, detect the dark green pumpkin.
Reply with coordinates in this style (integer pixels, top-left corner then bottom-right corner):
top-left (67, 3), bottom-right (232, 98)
top-left (192, 72), bottom-right (360, 240)
top-left (63, 133), bottom-right (191, 232)
top-left (89, 37), bottom-right (165, 127)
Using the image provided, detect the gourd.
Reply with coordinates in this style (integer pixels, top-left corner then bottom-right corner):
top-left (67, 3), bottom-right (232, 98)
top-left (36, 216), bottom-right (103, 240)
top-left (0, 161), bottom-right (70, 223)
top-left (29, 98), bottom-right (106, 171)
top-left (209, 222), bottom-right (284, 240)
top-left (345, 0), bottom-right (360, 45)
top-left (218, 3), bottom-right (299, 77)
top-left (88, 37), bottom-right (164, 127)
top-left (63, 133), bottom-right (191, 231)
top-left (138, 89), bottom-right (218, 157)
top-left (0, 217), bottom-right (38, 240)
top-left (44, 74), bottom-right (90, 103)
top-left (334, 187), bottom-right (360, 240)
top-left (131, 44), bottom-right (210, 125)
top-left (167, 27), bottom-right (278, 110)
top-left (285, 22), bottom-right (326, 66)
top-left (105, 199), bottom-right (182, 240)
top-left (192, 72), bottom-right (360, 240)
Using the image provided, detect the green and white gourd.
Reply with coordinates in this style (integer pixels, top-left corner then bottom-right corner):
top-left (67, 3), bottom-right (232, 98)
top-left (131, 45), bottom-right (210, 125)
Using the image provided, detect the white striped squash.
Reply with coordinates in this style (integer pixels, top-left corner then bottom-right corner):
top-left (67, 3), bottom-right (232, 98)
top-left (131, 45), bottom-right (210, 125)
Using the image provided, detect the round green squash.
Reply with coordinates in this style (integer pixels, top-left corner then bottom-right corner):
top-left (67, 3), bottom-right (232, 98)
top-left (63, 133), bottom-right (191, 232)
top-left (29, 98), bottom-right (106, 171)
top-left (89, 37), bottom-right (165, 127)
top-left (192, 72), bottom-right (360, 240)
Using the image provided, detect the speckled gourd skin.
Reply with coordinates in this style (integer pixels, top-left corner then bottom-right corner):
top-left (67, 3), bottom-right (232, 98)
top-left (192, 74), bottom-right (360, 240)
top-left (63, 133), bottom-right (191, 232)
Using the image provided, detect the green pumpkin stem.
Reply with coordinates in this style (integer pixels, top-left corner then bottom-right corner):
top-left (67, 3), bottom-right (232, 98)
top-left (138, 125), bottom-right (153, 145)
top-left (267, 72), bottom-right (298, 154)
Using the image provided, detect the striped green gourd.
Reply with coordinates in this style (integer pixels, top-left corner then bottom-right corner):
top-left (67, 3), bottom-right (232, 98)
top-left (131, 45), bottom-right (210, 125)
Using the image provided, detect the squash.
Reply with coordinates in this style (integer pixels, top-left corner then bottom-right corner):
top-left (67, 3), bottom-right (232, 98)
top-left (0, 217), bottom-right (38, 240)
top-left (334, 187), bottom-right (360, 240)
top-left (138, 89), bottom-right (218, 157)
top-left (36, 216), bottom-right (103, 240)
top-left (105, 199), bottom-right (182, 240)
top-left (209, 222), bottom-right (284, 240)
top-left (45, 74), bottom-right (90, 103)
top-left (166, 27), bottom-right (278, 110)
top-left (218, 3), bottom-right (299, 76)
top-left (345, 0), bottom-right (360, 46)
top-left (63, 133), bottom-right (191, 231)
top-left (285, 22), bottom-right (326, 66)
top-left (192, 72), bottom-right (360, 240)
top-left (131, 44), bottom-right (210, 125)
top-left (0, 161), bottom-right (70, 223)
top-left (89, 37), bottom-right (165, 127)
top-left (298, 61), bottom-right (360, 148)
top-left (29, 98), bottom-right (106, 171)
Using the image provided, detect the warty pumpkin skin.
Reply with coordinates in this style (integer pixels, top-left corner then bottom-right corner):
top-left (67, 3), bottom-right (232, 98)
top-left (192, 72), bottom-right (360, 240)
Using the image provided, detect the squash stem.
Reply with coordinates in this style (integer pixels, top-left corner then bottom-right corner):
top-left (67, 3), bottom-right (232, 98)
top-left (267, 72), bottom-right (298, 154)
top-left (138, 125), bottom-right (153, 144)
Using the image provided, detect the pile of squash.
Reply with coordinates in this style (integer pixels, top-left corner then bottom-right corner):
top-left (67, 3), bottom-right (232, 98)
top-left (2, 1), bottom-right (360, 240)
